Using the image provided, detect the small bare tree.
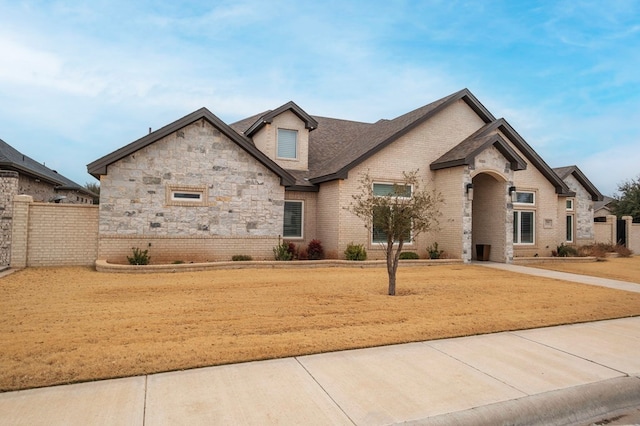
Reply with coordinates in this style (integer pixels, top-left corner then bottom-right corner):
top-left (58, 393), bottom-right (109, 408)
top-left (348, 170), bottom-right (440, 295)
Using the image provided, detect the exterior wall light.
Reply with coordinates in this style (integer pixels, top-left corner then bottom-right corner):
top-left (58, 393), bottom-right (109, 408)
top-left (466, 183), bottom-right (474, 201)
top-left (509, 186), bottom-right (517, 202)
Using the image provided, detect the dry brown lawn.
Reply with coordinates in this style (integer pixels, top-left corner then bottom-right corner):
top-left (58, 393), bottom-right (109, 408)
top-left (2, 262), bottom-right (640, 392)
top-left (530, 256), bottom-right (640, 284)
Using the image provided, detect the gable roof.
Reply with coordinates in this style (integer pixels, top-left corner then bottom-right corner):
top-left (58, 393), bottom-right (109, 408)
top-left (553, 165), bottom-right (603, 201)
top-left (431, 132), bottom-right (527, 172)
top-left (441, 119), bottom-right (572, 195)
top-left (243, 101), bottom-right (318, 138)
top-left (305, 88), bottom-right (496, 183)
top-left (0, 138), bottom-right (94, 195)
top-left (87, 108), bottom-right (295, 186)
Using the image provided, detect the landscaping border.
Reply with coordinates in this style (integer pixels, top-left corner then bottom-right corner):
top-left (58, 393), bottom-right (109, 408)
top-left (95, 258), bottom-right (463, 273)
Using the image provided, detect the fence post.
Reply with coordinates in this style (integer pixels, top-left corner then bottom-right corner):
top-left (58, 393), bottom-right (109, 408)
top-left (10, 195), bottom-right (33, 269)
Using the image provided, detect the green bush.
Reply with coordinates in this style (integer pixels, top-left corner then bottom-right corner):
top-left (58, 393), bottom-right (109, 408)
top-left (556, 243), bottom-right (578, 257)
top-left (344, 242), bottom-right (367, 261)
top-left (232, 255), bottom-right (253, 261)
top-left (127, 247), bottom-right (150, 265)
top-left (399, 251), bottom-right (420, 260)
top-left (273, 241), bottom-right (293, 261)
top-left (427, 242), bottom-right (444, 259)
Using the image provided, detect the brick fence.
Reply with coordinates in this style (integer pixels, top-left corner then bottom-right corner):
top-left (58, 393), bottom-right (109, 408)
top-left (10, 195), bottom-right (98, 268)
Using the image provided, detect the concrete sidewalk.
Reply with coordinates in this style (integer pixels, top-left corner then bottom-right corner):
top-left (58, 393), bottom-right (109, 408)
top-left (1, 267), bottom-right (639, 425)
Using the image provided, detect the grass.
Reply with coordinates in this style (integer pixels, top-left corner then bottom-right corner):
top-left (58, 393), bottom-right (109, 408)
top-left (1, 260), bottom-right (640, 392)
top-left (530, 256), bottom-right (640, 284)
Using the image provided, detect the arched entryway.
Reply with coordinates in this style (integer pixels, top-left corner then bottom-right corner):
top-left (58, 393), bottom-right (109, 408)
top-left (470, 172), bottom-right (509, 262)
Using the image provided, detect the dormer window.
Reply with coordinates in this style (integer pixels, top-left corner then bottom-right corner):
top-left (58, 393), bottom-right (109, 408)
top-left (277, 129), bottom-right (298, 159)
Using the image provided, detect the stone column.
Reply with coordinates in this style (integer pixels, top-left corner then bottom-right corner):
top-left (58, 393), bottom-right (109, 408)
top-left (0, 171), bottom-right (19, 265)
top-left (10, 195), bottom-right (33, 269)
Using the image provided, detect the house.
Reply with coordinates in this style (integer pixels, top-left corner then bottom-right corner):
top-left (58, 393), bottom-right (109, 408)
top-left (594, 196), bottom-right (616, 221)
top-left (87, 89), bottom-right (603, 263)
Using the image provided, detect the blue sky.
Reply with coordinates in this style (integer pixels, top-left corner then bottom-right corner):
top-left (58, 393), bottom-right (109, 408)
top-left (0, 0), bottom-right (638, 196)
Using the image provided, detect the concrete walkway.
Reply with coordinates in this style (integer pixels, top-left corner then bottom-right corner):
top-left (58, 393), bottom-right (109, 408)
top-left (1, 267), bottom-right (639, 425)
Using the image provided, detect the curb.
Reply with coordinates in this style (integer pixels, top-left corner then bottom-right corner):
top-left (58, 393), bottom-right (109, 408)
top-left (408, 376), bottom-right (640, 426)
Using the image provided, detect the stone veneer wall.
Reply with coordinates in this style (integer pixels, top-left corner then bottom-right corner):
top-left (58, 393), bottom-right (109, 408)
top-left (98, 118), bottom-right (286, 262)
top-left (562, 174), bottom-right (595, 245)
top-left (0, 171), bottom-right (19, 265)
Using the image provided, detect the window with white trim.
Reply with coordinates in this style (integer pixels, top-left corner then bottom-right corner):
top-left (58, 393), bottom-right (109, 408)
top-left (277, 129), bottom-right (298, 159)
top-left (372, 182), bottom-right (412, 244)
top-left (171, 191), bottom-right (203, 202)
top-left (283, 200), bottom-right (303, 238)
top-left (566, 214), bottom-right (574, 243)
top-left (514, 191), bottom-right (535, 204)
top-left (166, 185), bottom-right (207, 206)
top-left (566, 199), bottom-right (574, 211)
top-left (513, 210), bottom-right (535, 244)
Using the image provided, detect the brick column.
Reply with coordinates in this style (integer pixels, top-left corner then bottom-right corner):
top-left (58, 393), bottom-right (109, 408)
top-left (605, 215), bottom-right (617, 245)
top-left (10, 195), bottom-right (33, 269)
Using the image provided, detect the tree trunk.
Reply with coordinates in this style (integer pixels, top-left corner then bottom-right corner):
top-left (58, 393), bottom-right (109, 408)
top-left (386, 239), bottom-right (404, 296)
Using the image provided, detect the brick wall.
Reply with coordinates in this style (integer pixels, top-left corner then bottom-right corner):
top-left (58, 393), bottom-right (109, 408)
top-left (594, 215), bottom-right (616, 245)
top-left (99, 235), bottom-right (278, 264)
top-left (327, 99), bottom-right (485, 260)
top-left (10, 196), bottom-right (98, 267)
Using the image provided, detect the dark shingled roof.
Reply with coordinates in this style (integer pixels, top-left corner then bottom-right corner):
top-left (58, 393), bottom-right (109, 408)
top-left (553, 165), bottom-right (603, 201)
top-left (91, 88), bottom-right (588, 197)
top-left (0, 138), bottom-right (95, 195)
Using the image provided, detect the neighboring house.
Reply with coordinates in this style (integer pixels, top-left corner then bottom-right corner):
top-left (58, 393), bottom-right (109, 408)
top-left (594, 196), bottom-right (616, 221)
top-left (88, 89), bottom-right (603, 263)
top-left (0, 138), bottom-right (98, 266)
top-left (0, 139), bottom-right (97, 204)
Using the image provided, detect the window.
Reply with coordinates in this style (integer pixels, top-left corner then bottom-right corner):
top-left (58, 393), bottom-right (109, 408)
top-left (372, 183), bottom-right (412, 198)
top-left (277, 129), bottom-right (298, 159)
top-left (371, 182), bottom-right (413, 244)
top-left (513, 211), bottom-right (535, 244)
top-left (283, 201), bottom-right (303, 238)
top-left (172, 191), bottom-right (203, 202)
top-left (566, 199), bottom-right (574, 211)
top-left (514, 191), bottom-right (535, 204)
top-left (166, 185), bottom-right (207, 206)
top-left (566, 215), bottom-right (574, 242)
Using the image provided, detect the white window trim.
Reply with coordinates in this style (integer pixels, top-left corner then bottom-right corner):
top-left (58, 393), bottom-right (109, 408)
top-left (514, 190), bottom-right (535, 205)
top-left (514, 210), bottom-right (535, 245)
top-left (166, 185), bottom-right (207, 206)
top-left (566, 214), bottom-right (574, 243)
top-left (283, 200), bottom-right (304, 239)
top-left (276, 128), bottom-right (298, 160)
top-left (566, 198), bottom-right (574, 211)
top-left (371, 181), bottom-right (414, 245)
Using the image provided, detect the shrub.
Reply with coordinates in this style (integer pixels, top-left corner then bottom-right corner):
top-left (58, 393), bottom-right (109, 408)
top-left (427, 242), bottom-right (444, 259)
top-left (127, 247), bottom-right (150, 265)
top-left (344, 242), bottom-right (367, 261)
top-left (556, 243), bottom-right (578, 257)
top-left (232, 255), bottom-right (253, 261)
top-left (307, 239), bottom-right (324, 260)
top-left (286, 242), bottom-right (298, 259)
top-left (614, 244), bottom-right (633, 257)
top-left (273, 241), bottom-right (293, 261)
top-left (399, 251), bottom-right (420, 260)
